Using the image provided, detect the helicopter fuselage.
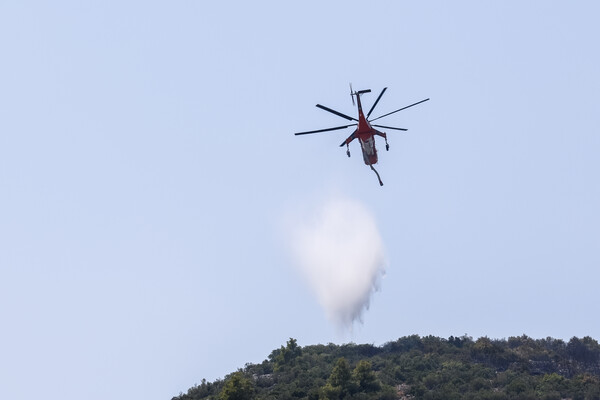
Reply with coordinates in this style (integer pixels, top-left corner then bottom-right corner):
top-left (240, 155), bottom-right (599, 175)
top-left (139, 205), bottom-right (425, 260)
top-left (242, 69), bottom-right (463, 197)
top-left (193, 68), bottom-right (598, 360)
top-left (358, 134), bottom-right (378, 165)
top-left (351, 94), bottom-right (384, 165)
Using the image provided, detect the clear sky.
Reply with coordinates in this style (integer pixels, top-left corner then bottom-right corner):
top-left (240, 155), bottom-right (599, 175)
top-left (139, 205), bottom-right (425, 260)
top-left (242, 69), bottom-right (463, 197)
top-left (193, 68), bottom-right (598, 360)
top-left (1, 1), bottom-right (599, 399)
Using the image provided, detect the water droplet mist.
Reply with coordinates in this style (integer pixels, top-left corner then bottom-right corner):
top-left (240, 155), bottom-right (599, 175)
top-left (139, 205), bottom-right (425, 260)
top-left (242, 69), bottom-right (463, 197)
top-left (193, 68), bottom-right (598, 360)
top-left (287, 195), bottom-right (386, 329)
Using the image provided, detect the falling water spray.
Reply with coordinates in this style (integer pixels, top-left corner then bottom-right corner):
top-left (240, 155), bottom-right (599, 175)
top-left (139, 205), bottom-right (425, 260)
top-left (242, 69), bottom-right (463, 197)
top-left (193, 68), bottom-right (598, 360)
top-left (287, 195), bottom-right (386, 329)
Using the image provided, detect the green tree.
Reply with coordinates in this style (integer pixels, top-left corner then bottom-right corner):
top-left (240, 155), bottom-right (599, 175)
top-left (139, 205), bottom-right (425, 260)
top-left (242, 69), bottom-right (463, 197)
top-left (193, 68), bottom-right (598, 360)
top-left (329, 358), bottom-right (351, 388)
top-left (567, 336), bottom-right (600, 363)
top-left (274, 338), bottom-right (303, 370)
top-left (321, 358), bottom-right (356, 399)
top-left (219, 372), bottom-right (254, 400)
top-left (352, 360), bottom-right (380, 392)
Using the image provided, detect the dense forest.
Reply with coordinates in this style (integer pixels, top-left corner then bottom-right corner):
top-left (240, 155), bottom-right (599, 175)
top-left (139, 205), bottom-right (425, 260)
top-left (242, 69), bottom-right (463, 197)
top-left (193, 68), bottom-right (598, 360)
top-left (172, 335), bottom-right (600, 400)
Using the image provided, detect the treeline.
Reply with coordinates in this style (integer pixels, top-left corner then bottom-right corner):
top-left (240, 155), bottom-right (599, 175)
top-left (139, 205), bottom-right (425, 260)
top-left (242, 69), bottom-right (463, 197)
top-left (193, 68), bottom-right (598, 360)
top-left (173, 335), bottom-right (600, 400)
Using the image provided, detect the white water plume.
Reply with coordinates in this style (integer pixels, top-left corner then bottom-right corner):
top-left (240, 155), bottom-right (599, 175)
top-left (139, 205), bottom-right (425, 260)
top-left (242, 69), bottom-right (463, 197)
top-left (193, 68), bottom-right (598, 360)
top-left (287, 195), bottom-right (386, 329)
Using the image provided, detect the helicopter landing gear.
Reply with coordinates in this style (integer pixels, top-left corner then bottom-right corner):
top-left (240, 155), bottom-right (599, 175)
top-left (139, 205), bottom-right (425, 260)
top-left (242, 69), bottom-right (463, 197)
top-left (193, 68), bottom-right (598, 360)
top-left (385, 137), bottom-right (389, 151)
top-left (346, 144), bottom-right (351, 157)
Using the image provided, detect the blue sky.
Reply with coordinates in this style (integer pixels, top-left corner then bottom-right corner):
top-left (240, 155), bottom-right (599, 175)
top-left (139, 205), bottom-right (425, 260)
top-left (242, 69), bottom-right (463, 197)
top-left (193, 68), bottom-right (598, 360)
top-left (1, 1), bottom-right (599, 399)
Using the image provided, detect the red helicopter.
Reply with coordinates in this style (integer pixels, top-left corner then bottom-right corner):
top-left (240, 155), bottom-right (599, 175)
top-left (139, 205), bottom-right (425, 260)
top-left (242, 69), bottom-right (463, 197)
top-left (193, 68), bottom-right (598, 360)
top-left (294, 86), bottom-right (429, 186)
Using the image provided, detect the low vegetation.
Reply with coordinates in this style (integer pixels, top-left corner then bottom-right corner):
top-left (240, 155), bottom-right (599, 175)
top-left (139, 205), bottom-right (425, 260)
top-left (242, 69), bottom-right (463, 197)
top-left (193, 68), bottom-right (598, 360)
top-left (173, 335), bottom-right (600, 399)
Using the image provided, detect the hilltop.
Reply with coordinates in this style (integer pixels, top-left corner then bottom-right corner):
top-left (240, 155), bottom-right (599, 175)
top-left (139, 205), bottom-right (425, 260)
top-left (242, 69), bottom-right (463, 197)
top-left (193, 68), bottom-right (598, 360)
top-left (172, 335), bottom-right (600, 400)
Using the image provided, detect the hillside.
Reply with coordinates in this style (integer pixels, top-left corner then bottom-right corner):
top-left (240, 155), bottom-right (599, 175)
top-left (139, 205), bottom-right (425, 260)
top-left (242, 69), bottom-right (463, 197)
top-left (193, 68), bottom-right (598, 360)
top-left (172, 335), bottom-right (600, 400)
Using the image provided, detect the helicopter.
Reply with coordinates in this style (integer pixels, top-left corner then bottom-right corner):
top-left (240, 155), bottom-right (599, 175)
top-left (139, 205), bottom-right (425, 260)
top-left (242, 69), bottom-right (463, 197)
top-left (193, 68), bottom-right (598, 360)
top-left (294, 86), bottom-right (429, 186)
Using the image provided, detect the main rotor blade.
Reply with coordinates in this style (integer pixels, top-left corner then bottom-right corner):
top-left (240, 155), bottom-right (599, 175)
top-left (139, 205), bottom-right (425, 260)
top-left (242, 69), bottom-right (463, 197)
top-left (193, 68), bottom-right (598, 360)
top-left (371, 124), bottom-right (408, 131)
top-left (294, 124), bottom-right (356, 136)
top-left (316, 104), bottom-right (358, 121)
top-left (369, 98), bottom-right (430, 122)
top-left (366, 87), bottom-right (387, 118)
